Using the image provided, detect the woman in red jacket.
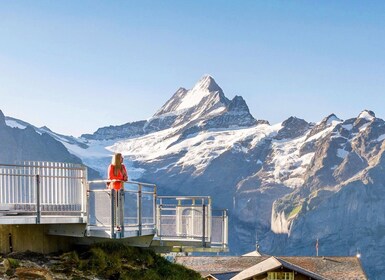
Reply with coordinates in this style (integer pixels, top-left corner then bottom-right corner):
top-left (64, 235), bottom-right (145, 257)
top-left (108, 153), bottom-right (128, 190)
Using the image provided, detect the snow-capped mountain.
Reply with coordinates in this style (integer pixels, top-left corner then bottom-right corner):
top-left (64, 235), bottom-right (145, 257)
top-left (0, 110), bottom-right (100, 178)
top-left (232, 109), bottom-right (385, 279)
top-left (82, 75), bottom-right (261, 141)
top-left (2, 76), bottom-right (385, 278)
top-left (4, 115), bottom-right (88, 150)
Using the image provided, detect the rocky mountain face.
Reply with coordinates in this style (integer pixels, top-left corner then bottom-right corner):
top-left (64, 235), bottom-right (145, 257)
top-left (0, 111), bottom-right (99, 179)
top-left (233, 110), bottom-right (385, 279)
top-left (82, 75), bottom-right (262, 141)
top-left (0, 113), bottom-right (80, 164)
top-left (2, 76), bottom-right (384, 279)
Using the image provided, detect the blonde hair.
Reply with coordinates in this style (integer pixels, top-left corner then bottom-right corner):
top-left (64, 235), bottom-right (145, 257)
top-left (111, 153), bottom-right (123, 176)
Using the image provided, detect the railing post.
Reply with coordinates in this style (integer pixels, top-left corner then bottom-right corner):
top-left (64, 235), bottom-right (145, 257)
top-left (120, 189), bottom-right (124, 238)
top-left (202, 203), bottom-right (206, 247)
top-left (191, 199), bottom-right (195, 239)
top-left (208, 197), bottom-right (212, 243)
top-left (111, 190), bottom-right (115, 238)
top-left (36, 174), bottom-right (41, 224)
top-left (86, 190), bottom-right (90, 236)
top-left (153, 185), bottom-right (157, 233)
top-left (138, 184), bottom-right (142, 236)
top-left (223, 209), bottom-right (228, 248)
top-left (157, 204), bottom-right (162, 239)
top-left (176, 199), bottom-right (181, 237)
top-left (82, 167), bottom-right (88, 218)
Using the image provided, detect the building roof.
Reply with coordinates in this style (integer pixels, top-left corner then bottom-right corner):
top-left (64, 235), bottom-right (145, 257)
top-left (174, 256), bottom-right (269, 277)
top-left (242, 250), bottom-right (262, 257)
top-left (277, 256), bottom-right (368, 280)
top-left (175, 256), bottom-right (367, 280)
top-left (230, 256), bottom-right (281, 280)
top-left (208, 272), bottom-right (239, 280)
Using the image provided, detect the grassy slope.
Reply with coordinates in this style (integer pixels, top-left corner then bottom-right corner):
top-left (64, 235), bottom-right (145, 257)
top-left (2, 243), bottom-right (203, 280)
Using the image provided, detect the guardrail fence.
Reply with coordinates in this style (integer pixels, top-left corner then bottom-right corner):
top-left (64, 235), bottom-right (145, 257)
top-left (211, 209), bottom-right (228, 247)
top-left (0, 161), bottom-right (228, 250)
top-left (0, 162), bottom-right (87, 222)
top-left (87, 180), bottom-right (157, 238)
top-left (156, 196), bottom-right (228, 248)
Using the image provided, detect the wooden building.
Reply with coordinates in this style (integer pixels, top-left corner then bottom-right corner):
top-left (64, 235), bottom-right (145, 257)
top-left (175, 256), bottom-right (368, 280)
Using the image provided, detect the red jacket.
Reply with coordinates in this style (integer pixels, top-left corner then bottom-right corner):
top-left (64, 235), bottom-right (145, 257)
top-left (108, 164), bottom-right (128, 190)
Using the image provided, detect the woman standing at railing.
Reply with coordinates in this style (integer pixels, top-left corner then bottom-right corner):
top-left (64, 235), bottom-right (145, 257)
top-left (108, 153), bottom-right (128, 232)
top-left (107, 153), bottom-right (128, 190)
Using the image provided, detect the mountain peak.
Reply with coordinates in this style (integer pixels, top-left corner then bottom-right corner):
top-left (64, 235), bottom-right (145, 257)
top-left (40, 126), bottom-right (52, 132)
top-left (306, 113), bottom-right (342, 140)
top-left (228, 96), bottom-right (250, 113)
top-left (276, 116), bottom-right (310, 140)
top-left (358, 110), bottom-right (375, 121)
top-left (153, 87), bottom-right (188, 117)
top-left (154, 75), bottom-right (227, 117)
top-left (192, 75), bottom-right (222, 93)
top-left (282, 116), bottom-right (308, 127)
top-left (324, 114), bottom-right (342, 125)
top-left (0, 110), bottom-right (6, 127)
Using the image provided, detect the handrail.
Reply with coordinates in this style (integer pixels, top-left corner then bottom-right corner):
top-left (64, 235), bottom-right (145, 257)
top-left (88, 179), bottom-right (156, 187)
top-left (0, 173), bottom-right (85, 179)
top-left (0, 162), bottom-right (85, 171)
top-left (157, 195), bottom-right (211, 199)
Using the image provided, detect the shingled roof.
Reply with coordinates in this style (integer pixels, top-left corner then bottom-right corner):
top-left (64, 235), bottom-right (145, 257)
top-left (174, 256), bottom-right (269, 277)
top-left (277, 256), bottom-right (367, 280)
top-left (175, 256), bottom-right (368, 280)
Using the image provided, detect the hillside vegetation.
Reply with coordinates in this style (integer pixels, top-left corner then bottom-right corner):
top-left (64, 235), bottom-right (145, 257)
top-left (0, 243), bottom-right (202, 280)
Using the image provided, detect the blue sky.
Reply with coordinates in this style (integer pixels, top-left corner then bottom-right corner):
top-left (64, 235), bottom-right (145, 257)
top-left (1, 1), bottom-right (385, 136)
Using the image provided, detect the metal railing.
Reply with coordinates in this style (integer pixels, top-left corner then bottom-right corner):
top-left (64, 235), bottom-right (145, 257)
top-left (211, 209), bottom-right (228, 247)
top-left (87, 180), bottom-right (157, 238)
top-left (0, 162), bottom-right (87, 222)
top-left (0, 161), bottom-right (228, 249)
top-left (156, 196), bottom-right (228, 248)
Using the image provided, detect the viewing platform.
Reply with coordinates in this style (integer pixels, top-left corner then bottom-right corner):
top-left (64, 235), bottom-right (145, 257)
top-left (0, 161), bottom-right (228, 254)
